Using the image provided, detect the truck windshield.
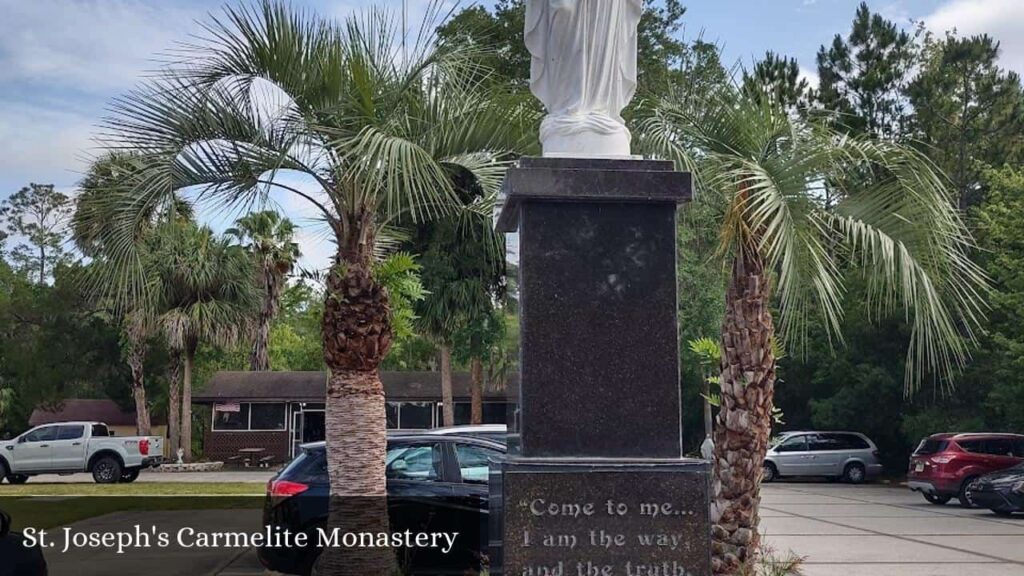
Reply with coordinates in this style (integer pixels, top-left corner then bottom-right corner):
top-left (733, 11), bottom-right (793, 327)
top-left (91, 424), bottom-right (109, 437)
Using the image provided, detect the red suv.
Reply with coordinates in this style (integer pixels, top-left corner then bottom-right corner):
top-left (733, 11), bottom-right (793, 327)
top-left (908, 433), bottom-right (1024, 507)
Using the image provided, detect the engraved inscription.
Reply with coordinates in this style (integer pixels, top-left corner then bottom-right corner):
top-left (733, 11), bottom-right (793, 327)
top-left (503, 470), bottom-right (711, 576)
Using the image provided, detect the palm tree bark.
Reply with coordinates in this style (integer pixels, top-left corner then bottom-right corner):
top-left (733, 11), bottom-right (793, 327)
top-left (440, 345), bottom-right (455, 427)
top-left (710, 249), bottom-right (776, 575)
top-left (315, 245), bottom-right (396, 576)
top-left (250, 266), bottom-right (279, 371)
top-left (470, 357), bottom-right (484, 425)
top-left (126, 335), bottom-right (152, 436)
top-left (167, 348), bottom-right (182, 457)
top-left (181, 340), bottom-right (197, 463)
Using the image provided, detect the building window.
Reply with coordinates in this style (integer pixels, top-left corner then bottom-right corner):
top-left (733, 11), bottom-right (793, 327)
top-left (250, 403), bottom-right (286, 430)
top-left (399, 402), bottom-right (435, 429)
top-left (213, 402), bottom-right (286, 431)
top-left (386, 403), bottom-right (399, 429)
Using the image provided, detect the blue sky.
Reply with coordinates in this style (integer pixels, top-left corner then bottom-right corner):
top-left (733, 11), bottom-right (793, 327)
top-left (1, 0), bottom-right (1021, 269)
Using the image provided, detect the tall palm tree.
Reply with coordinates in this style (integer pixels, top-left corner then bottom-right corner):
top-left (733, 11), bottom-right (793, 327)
top-left (87, 2), bottom-right (530, 572)
top-left (74, 153), bottom-right (194, 437)
top-left (151, 222), bottom-right (258, 462)
top-left (638, 89), bottom-right (987, 574)
top-left (228, 210), bottom-right (301, 371)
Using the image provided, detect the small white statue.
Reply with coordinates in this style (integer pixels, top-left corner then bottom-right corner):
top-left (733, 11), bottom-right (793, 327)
top-left (700, 435), bottom-right (715, 461)
top-left (176, 447), bottom-right (185, 465)
top-left (525, 0), bottom-right (643, 157)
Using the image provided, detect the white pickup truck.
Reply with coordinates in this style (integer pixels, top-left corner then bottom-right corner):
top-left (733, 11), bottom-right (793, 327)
top-left (0, 421), bottom-right (163, 484)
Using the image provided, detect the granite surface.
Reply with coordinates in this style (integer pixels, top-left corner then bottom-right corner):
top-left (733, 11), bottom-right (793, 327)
top-left (516, 200), bottom-right (684, 458)
top-left (495, 458), bottom-right (711, 576)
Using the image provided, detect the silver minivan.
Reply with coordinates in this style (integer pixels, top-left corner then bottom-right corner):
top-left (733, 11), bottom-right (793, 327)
top-left (763, 431), bottom-right (883, 483)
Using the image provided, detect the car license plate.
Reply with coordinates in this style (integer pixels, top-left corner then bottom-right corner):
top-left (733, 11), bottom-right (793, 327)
top-left (915, 462), bottom-right (924, 472)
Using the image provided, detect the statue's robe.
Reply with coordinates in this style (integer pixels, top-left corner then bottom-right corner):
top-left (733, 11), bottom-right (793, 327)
top-left (525, 0), bottom-right (643, 154)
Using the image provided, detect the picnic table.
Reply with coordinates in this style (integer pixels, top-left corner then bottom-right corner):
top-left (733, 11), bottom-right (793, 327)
top-left (236, 447), bottom-right (265, 467)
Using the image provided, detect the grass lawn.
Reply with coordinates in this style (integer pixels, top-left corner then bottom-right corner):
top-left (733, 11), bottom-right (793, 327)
top-left (0, 482), bottom-right (265, 496)
top-left (0, 483), bottom-right (266, 530)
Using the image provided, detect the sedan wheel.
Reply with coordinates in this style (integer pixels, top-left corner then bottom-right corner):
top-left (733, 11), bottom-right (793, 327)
top-left (924, 493), bottom-right (951, 505)
top-left (958, 477), bottom-right (980, 508)
top-left (7, 475), bottom-right (29, 485)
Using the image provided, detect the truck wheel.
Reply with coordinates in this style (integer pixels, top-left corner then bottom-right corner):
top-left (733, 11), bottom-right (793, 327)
top-left (120, 469), bottom-right (140, 483)
top-left (92, 456), bottom-right (122, 484)
top-left (7, 475), bottom-right (29, 485)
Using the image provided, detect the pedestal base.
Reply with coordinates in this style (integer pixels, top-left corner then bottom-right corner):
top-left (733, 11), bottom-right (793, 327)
top-left (490, 458), bottom-right (711, 576)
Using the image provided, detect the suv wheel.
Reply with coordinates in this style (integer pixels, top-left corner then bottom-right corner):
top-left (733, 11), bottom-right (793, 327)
top-left (959, 477), bottom-right (979, 508)
top-left (843, 463), bottom-right (866, 484)
top-left (92, 456), bottom-right (122, 484)
top-left (762, 462), bottom-right (778, 483)
top-left (924, 493), bottom-right (951, 505)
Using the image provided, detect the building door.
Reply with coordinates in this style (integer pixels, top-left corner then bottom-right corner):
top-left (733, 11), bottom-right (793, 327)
top-left (302, 411), bottom-right (325, 445)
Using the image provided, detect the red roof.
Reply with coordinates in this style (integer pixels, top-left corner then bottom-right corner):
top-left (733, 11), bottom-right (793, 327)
top-left (29, 399), bottom-right (166, 427)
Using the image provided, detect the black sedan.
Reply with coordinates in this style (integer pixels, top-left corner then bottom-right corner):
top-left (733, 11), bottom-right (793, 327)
top-left (0, 509), bottom-right (48, 576)
top-left (969, 462), bottom-right (1024, 517)
top-left (257, 433), bottom-right (505, 576)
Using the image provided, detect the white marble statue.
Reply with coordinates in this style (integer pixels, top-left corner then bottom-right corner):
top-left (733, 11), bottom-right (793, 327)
top-left (525, 0), bottom-right (643, 158)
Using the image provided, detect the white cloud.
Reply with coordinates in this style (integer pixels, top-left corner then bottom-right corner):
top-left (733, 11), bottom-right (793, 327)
top-left (0, 99), bottom-right (98, 189)
top-left (799, 66), bottom-right (820, 90)
top-left (0, 0), bottom-right (201, 94)
top-left (925, 0), bottom-right (1024, 74)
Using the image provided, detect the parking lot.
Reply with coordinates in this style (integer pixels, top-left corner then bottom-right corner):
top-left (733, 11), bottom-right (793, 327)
top-left (761, 482), bottom-right (1024, 575)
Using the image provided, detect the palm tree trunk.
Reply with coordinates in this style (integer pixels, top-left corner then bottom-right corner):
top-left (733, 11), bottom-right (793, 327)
top-left (181, 341), bottom-right (196, 463)
top-left (167, 348), bottom-right (182, 457)
top-left (126, 338), bottom-right (152, 436)
top-left (315, 249), bottom-right (396, 576)
top-left (711, 250), bottom-right (776, 576)
top-left (703, 373), bottom-right (713, 440)
top-left (249, 268), bottom-right (277, 371)
top-left (470, 356), bottom-right (484, 425)
top-left (440, 345), bottom-right (455, 427)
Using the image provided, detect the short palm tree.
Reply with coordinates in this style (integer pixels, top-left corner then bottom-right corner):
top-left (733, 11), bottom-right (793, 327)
top-left (88, 2), bottom-right (530, 572)
top-left (151, 222), bottom-right (258, 461)
top-left (227, 210), bottom-right (301, 371)
top-left (637, 88), bottom-right (987, 575)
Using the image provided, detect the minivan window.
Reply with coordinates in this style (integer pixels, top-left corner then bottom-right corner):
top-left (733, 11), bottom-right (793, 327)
top-left (915, 438), bottom-right (949, 455)
top-left (775, 435), bottom-right (807, 453)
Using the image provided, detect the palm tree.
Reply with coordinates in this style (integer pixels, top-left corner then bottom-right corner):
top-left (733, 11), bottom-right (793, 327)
top-left (638, 89), bottom-right (987, 574)
top-left (74, 153), bottom-right (194, 437)
top-left (151, 222), bottom-right (258, 462)
top-left (87, 3), bottom-right (530, 572)
top-left (227, 211), bottom-right (301, 371)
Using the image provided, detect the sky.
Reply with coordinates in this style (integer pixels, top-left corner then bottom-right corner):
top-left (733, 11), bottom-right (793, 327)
top-left (2, 0), bottom-right (1023, 270)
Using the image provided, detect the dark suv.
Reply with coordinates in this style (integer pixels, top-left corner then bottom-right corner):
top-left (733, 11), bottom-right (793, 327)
top-left (257, 434), bottom-right (505, 575)
top-left (908, 433), bottom-right (1024, 507)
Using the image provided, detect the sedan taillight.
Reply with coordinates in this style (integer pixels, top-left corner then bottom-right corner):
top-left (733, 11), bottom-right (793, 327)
top-left (932, 455), bottom-right (954, 464)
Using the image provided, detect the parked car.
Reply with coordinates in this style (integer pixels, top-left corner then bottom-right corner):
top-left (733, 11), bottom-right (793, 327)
top-left (907, 432), bottom-right (1024, 507)
top-left (763, 431), bottom-right (883, 483)
top-left (0, 421), bottom-right (163, 484)
top-left (258, 432), bottom-right (506, 576)
top-left (967, 462), bottom-right (1024, 516)
top-left (0, 509), bottom-right (47, 576)
top-left (423, 424), bottom-right (507, 441)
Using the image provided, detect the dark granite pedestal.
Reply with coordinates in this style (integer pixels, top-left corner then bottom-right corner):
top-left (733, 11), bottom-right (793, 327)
top-left (491, 158), bottom-right (710, 576)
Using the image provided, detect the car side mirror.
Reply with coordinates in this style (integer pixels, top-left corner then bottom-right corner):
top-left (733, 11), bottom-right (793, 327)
top-left (17, 436), bottom-right (27, 444)
top-left (109, 431), bottom-right (116, 437)
top-left (0, 509), bottom-right (10, 538)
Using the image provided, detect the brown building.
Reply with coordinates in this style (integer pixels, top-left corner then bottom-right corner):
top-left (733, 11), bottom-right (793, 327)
top-left (29, 399), bottom-right (170, 455)
top-left (193, 371), bottom-right (515, 463)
